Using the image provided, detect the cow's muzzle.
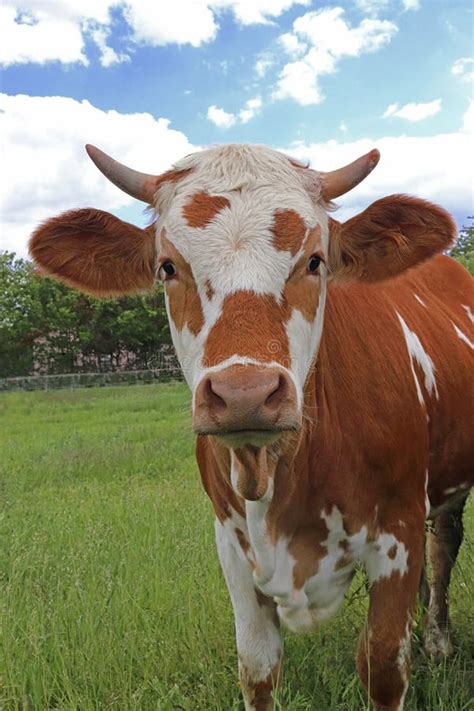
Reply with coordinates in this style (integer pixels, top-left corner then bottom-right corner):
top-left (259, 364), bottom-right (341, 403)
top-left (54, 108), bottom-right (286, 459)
top-left (193, 364), bottom-right (300, 446)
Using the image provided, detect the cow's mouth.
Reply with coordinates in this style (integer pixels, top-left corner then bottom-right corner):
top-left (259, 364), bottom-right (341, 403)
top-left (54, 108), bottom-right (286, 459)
top-left (217, 429), bottom-right (282, 448)
top-left (195, 425), bottom-right (298, 448)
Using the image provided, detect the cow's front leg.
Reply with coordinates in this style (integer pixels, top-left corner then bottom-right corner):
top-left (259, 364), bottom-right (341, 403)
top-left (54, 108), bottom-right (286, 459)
top-left (215, 518), bottom-right (282, 711)
top-left (357, 525), bottom-right (424, 711)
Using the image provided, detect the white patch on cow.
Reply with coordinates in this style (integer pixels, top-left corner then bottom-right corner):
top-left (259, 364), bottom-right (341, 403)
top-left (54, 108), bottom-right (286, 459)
top-left (414, 293), bottom-right (426, 307)
top-left (396, 313), bottom-right (439, 404)
top-left (222, 501), bottom-right (412, 638)
top-left (462, 304), bottom-right (474, 324)
top-left (452, 321), bottom-right (474, 349)
top-left (363, 532), bottom-right (409, 583)
top-left (158, 145), bottom-right (325, 301)
top-left (424, 469), bottom-right (430, 519)
top-left (264, 506), bottom-right (366, 633)
top-left (215, 518), bottom-right (282, 693)
top-left (396, 620), bottom-right (411, 711)
top-left (286, 264), bottom-right (328, 389)
top-left (220, 507), bottom-right (256, 567)
top-left (230, 459), bottom-right (240, 496)
top-left (245, 478), bottom-right (278, 586)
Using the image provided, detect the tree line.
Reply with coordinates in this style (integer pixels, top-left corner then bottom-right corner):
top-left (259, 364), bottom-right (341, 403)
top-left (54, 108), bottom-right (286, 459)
top-left (1, 220), bottom-right (472, 379)
top-left (0, 252), bottom-right (172, 378)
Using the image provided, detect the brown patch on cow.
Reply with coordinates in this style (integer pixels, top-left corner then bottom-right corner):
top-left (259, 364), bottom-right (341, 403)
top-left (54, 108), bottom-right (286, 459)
top-left (156, 167), bottom-right (193, 190)
top-left (254, 588), bottom-right (280, 627)
top-left (232, 447), bottom-right (276, 502)
top-left (387, 544), bottom-right (397, 560)
top-left (29, 209), bottom-right (156, 297)
top-left (282, 225), bottom-right (322, 322)
top-left (272, 209), bottom-right (306, 256)
top-left (204, 279), bottom-right (215, 300)
top-left (335, 552), bottom-right (353, 571)
top-left (283, 273), bottom-right (319, 322)
top-left (160, 229), bottom-right (204, 335)
top-left (239, 660), bottom-right (281, 711)
top-left (289, 527), bottom-right (327, 590)
top-left (183, 191), bottom-right (230, 228)
top-left (235, 527), bottom-right (250, 555)
top-left (152, 167), bottom-right (193, 207)
top-left (204, 291), bottom-right (291, 367)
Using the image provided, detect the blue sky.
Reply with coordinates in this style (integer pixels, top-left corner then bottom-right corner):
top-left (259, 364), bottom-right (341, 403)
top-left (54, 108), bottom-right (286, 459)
top-left (1, 1), bottom-right (473, 256)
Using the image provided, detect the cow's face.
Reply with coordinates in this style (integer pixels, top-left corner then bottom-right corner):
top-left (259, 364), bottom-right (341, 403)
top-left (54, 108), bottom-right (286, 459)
top-left (152, 146), bottom-right (329, 446)
top-left (43, 143), bottom-right (458, 452)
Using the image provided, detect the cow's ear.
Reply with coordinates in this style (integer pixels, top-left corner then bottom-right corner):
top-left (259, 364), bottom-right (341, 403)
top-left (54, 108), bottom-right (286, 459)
top-left (29, 209), bottom-right (156, 297)
top-left (328, 195), bottom-right (456, 282)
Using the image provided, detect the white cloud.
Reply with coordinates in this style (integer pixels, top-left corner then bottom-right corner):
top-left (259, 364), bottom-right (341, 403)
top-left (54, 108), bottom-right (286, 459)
top-left (284, 101), bottom-right (472, 226)
top-left (255, 53), bottom-right (274, 78)
top-left (279, 31), bottom-right (307, 56)
top-left (355, 0), bottom-right (419, 14)
top-left (0, 93), bottom-right (196, 256)
top-left (122, 0), bottom-right (218, 48)
top-left (0, 4), bottom-right (88, 66)
top-left (382, 98), bottom-right (441, 122)
top-left (90, 28), bottom-right (130, 67)
top-left (339, 121), bottom-right (348, 132)
top-left (207, 96), bottom-right (263, 128)
top-left (273, 7), bottom-right (397, 105)
top-left (451, 57), bottom-right (474, 84)
top-left (355, 0), bottom-right (389, 15)
top-left (2, 94), bottom-right (472, 260)
top-left (213, 0), bottom-right (311, 25)
top-left (207, 105), bottom-right (237, 128)
top-left (239, 96), bottom-right (263, 123)
top-left (0, 1), bottom-right (310, 66)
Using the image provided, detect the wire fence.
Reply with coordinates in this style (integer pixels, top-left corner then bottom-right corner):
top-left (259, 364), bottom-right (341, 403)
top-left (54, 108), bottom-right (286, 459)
top-left (0, 367), bottom-right (184, 392)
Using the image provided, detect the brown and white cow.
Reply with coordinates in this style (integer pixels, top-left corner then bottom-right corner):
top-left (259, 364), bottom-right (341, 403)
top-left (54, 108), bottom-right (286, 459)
top-left (30, 143), bottom-right (473, 711)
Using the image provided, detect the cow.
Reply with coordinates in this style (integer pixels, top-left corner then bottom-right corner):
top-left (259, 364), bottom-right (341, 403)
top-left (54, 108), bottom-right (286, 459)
top-left (29, 143), bottom-right (473, 711)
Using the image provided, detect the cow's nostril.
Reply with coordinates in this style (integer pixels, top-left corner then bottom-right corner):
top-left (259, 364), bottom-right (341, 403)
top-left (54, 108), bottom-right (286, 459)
top-left (203, 377), bottom-right (227, 412)
top-left (264, 374), bottom-right (288, 411)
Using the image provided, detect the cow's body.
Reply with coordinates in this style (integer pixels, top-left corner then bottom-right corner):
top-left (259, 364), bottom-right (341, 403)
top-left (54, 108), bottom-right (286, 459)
top-left (29, 143), bottom-right (473, 711)
top-left (197, 253), bottom-right (473, 708)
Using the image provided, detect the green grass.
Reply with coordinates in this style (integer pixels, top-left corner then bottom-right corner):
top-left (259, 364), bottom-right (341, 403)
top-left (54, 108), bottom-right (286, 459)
top-left (1, 384), bottom-right (473, 710)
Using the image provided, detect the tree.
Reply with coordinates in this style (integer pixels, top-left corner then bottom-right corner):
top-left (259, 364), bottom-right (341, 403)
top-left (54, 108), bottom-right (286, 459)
top-left (450, 217), bottom-right (474, 275)
top-left (0, 251), bottom-right (172, 378)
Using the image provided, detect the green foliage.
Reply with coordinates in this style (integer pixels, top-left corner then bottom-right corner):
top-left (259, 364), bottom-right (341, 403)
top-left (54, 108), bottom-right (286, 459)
top-left (450, 217), bottom-right (474, 275)
top-left (0, 251), bottom-right (172, 378)
top-left (0, 385), bottom-right (473, 709)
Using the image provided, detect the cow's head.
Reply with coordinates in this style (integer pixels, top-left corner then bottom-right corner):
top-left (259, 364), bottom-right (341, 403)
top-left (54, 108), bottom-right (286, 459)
top-left (30, 144), bottom-right (455, 455)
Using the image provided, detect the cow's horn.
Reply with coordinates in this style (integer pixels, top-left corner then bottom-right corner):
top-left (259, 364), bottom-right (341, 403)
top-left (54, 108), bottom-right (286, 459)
top-left (85, 144), bottom-right (159, 204)
top-left (320, 149), bottom-right (380, 200)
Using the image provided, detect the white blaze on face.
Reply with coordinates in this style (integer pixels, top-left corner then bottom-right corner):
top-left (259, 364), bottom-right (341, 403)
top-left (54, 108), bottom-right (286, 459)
top-left (155, 144), bottom-right (330, 403)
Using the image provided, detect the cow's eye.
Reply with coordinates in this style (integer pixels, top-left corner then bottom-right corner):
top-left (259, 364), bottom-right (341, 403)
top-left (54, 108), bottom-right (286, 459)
top-left (308, 255), bottom-right (321, 273)
top-left (159, 261), bottom-right (177, 280)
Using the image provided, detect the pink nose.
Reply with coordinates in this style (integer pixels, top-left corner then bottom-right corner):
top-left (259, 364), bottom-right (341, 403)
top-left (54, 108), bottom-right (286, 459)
top-left (193, 365), bottom-right (300, 437)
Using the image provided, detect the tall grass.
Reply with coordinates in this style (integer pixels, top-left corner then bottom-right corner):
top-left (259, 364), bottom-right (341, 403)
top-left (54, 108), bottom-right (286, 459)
top-left (1, 385), bottom-right (472, 709)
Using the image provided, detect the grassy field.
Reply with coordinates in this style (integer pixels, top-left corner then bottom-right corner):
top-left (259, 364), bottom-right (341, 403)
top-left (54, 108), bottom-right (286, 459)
top-left (1, 384), bottom-right (473, 710)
